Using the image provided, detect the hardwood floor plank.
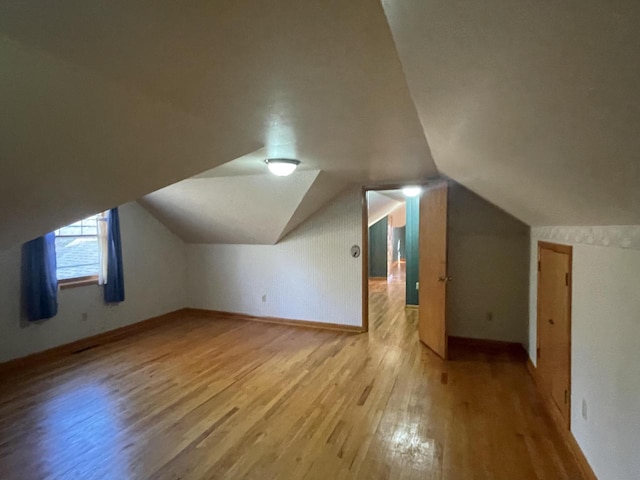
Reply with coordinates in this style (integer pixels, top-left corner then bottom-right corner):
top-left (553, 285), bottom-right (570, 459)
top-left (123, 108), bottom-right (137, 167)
top-left (0, 275), bottom-right (585, 479)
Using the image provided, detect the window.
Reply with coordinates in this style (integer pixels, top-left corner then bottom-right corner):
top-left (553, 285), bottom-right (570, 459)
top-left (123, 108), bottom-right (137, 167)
top-left (54, 213), bottom-right (105, 285)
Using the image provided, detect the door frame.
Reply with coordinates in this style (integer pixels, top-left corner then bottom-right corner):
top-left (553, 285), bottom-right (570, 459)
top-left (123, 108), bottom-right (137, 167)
top-left (536, 240), bottom-right (573, 429)
top-left (361, 182), bottom-right (431, 333)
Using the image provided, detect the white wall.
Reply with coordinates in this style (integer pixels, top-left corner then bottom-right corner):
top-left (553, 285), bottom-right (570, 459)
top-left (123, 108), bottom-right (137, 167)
top-left (0, 202), bottom-right (187, 363)
top-left (388, 203), bottom-right (406, 228)
top-left (529, 226), bottom-right (640, 480)
top-left (446, 183), bottom-right (530, 344)
top-left (187, 188), bottom-right (362, 327)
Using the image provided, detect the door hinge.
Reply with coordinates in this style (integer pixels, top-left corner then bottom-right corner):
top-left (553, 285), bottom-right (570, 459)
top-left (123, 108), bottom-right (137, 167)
top-left (564, 389), bottom-right (568, 404)
top-left (538, 260), bottom-right (541, 272)
top-left (537, 347), bottom-right (540, 359)
top-left (565, 273), bottom-right (569, 286)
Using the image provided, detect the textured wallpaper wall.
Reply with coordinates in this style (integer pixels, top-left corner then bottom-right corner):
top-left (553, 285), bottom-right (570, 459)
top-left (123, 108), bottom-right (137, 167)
top-left (187, 188), bottom-right (363, 326)
top-left (529, 225), bottom-right (640, 480)
top-left (535, 225), bottom-right (640, 250)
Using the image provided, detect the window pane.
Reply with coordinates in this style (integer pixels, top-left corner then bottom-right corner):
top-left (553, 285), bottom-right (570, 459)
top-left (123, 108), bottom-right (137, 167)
top-left (55, 236), bottom-right (100, 280)
top-left (56, 215), bottom-right (99, 237)
top-left (57, 225), bottom-right (83, 236)
top-left (80, 216), bottom-right (98, 235)
top-left (53, 213), bottom-right (104, 281)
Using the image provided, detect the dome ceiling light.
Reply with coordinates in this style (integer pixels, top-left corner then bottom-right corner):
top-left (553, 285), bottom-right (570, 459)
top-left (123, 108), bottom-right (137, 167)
top-left (265, 158), bottom-right (300, 176)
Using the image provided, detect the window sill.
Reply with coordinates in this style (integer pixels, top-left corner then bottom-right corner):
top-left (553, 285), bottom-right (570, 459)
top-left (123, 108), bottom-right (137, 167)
top-left (58, 275), bottom-right (99, 290)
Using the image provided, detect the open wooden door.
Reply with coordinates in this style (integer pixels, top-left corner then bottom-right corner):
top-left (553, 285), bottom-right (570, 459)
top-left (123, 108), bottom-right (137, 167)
top-left (418, 182), bottom-right (449, 359)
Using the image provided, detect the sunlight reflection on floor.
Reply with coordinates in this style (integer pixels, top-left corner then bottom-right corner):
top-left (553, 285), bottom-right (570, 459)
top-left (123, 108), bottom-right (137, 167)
top-left (40, 381), bottom-right (132, 480)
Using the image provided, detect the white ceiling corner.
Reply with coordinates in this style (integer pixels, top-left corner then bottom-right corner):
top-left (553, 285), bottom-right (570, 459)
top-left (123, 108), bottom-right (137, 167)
top-left (277, 171), bottom-right (351, 242)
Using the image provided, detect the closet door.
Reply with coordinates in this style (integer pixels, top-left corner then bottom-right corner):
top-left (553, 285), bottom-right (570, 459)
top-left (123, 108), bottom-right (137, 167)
top-left (537, 242), bottom-right (572, 427)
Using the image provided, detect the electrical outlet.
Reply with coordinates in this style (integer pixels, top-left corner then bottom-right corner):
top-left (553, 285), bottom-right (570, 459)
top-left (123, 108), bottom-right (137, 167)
top-left (582, 399), bottom-right (588, 420)
top-left (416, 282), bottom-right (419, 290)
top-left (81, 312), bottom-right (88, 321)
top-left (262, 294), bottom-right (267, 303)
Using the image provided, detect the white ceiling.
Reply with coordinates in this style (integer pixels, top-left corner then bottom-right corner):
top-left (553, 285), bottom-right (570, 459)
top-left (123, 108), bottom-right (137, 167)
top-left (1, 0), bottom-right (638, 249)
top-left (140, 167), bottom-right (349, 244)
top-left (193, 148), bottom-right (320, 179)
top-left (140, 170), bottom-right (319, 244)
top-left (140, 170), bottom-right (330, 244)
top-left (0, 0), bottom-right (436, 249)
top-left (382, 0), bottom-right (640, 226)
top-left (378, 190), bottom-right (406, 203)
top-left (144, 149), bottom-right (350, 244)
top-left (368, 191), bottom-right (402, 227)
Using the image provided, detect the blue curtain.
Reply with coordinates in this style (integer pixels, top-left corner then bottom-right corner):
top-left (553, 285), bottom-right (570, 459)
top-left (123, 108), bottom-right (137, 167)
top-left (23, 232), bottom-right (58, 321)
top-left (104, 207), bottom-right (125, 303)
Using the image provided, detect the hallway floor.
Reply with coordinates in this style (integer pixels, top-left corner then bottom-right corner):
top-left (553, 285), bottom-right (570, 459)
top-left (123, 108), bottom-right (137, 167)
top-left (0, 278), bottom-right (583, 479)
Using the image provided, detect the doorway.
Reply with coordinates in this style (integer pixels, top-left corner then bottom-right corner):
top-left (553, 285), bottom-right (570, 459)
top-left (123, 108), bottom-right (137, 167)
top-left (364, 188), bottom-right (408, 333)
top-left (537, 241), bottom-right (572, 428)
top-left (362, 182), bottom-right (449, 359)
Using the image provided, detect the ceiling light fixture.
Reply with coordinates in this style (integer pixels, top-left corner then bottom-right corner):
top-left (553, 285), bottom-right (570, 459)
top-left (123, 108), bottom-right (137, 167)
top-left (265, 158), bottom-right (300, 176)
top-left (402, 186), bottom-right (422, 197)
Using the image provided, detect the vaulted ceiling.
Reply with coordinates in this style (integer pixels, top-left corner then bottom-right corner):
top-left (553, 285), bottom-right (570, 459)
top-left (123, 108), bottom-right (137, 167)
top-left (140, 168), bottom-right (348, 244)
top-left (1, 1), bottom-right (638, 249)
top-left (382, 0), bottom-right (640, 226)
top-left (0, 0), bottom-right (435, 249)
top-left (141, 171), bottom-right (318, 245)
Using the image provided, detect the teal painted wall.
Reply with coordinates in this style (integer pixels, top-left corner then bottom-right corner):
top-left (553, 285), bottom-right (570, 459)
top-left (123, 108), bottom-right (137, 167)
top-left (405, 197), bottom-right (420, 305)
top-left (368, 217), bottom-right (388, 278)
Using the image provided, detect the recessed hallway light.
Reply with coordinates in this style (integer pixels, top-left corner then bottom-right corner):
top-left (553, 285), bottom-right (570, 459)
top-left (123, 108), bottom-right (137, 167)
top-left (402, 186), bottom-right (421, 197)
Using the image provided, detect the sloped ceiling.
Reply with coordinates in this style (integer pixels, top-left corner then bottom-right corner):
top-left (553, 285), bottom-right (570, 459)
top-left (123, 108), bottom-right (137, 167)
top-left (149, 149), bottom-right (350, 244)
top-left (379, 190), bottom-right (406, 203)
top-left (368, 191), bottom-right (402, 227)
top-left (2, 0), bottom-right (638, 249)
top-left (0, 0), bottom-right (436, 250)
top-left (140, 170), bottom-right (329, 244)
top-left (382, 0), bottom-right (640, 226)
top-left (277, 171), bottom-right (349, 242)
top-left (192, 148), bottom-right (319, 179)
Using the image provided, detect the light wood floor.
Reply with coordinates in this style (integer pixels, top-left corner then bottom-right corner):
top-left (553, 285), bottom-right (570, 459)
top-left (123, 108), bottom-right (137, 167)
top-left (0, 277), bottom-right (583, 479)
